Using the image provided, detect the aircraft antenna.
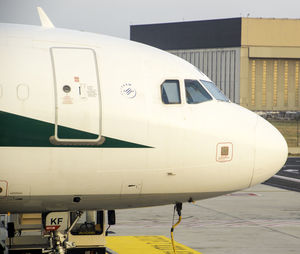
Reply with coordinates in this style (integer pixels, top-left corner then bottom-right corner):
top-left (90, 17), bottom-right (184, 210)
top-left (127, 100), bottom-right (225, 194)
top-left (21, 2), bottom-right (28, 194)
top-left (37, 7), bottom-right (55, 28)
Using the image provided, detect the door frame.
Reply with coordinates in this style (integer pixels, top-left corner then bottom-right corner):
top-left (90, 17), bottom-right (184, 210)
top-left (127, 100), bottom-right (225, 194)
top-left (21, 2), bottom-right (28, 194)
top-left (50, 47), bottom-right (103, 145)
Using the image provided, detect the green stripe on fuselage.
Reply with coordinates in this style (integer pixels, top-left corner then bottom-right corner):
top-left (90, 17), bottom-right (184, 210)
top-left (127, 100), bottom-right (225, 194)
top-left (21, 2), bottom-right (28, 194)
top-left (0, 111), bottom-right (151, 148)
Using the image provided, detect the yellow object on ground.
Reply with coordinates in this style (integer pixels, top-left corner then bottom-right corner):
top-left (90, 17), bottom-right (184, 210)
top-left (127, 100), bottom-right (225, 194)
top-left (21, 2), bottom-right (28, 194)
top-left (106, 235), bottom-right (202, 254)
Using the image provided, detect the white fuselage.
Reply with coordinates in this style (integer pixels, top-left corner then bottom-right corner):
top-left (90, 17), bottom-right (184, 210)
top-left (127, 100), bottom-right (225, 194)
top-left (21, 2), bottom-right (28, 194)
top-left (0, 23), bottom-right (288, 213)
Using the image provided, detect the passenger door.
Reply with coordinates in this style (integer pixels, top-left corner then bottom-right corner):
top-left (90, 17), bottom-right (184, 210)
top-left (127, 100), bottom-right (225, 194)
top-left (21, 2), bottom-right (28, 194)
top-left (50, 47), bottom-right (102, 145)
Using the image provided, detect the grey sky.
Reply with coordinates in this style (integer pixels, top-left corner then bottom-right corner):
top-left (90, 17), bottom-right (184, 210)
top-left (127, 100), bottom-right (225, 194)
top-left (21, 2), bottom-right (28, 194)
top-left (0, 0), bottom-right (300, 39)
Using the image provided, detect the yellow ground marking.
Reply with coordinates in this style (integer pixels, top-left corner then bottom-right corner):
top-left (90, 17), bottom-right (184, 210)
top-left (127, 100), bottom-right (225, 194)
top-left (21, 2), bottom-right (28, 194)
top-left (106, 235), bottom-right (202, 254)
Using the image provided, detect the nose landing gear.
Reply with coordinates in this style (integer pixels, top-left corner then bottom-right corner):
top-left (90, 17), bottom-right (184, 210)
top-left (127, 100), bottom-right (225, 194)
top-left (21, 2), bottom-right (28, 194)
top-left (44, 211), bottom-right (83, 254)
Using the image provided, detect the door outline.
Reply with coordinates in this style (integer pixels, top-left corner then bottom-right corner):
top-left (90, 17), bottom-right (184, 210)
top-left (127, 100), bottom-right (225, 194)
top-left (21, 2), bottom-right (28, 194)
top-left (50, 47), bottom-right (103, 145)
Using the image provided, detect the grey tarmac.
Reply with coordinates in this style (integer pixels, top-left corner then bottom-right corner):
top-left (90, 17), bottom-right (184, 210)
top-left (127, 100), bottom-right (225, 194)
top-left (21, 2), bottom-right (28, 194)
top-left (110, 184), bottom-right (300, 254)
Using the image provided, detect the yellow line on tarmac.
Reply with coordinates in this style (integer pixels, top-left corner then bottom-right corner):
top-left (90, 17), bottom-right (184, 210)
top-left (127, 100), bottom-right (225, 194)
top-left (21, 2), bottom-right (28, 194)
top-left (106, 235), bottom-right (202, 254)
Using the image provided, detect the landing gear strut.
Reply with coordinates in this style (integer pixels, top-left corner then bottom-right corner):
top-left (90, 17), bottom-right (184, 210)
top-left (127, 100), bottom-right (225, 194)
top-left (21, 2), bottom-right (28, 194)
top-left (44, 211), bottom-right (83, 254)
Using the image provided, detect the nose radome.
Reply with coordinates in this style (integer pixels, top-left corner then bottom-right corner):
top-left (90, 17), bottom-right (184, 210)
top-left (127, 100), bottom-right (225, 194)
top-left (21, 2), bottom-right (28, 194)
top-left (250, 116), bottom-right (288, 186)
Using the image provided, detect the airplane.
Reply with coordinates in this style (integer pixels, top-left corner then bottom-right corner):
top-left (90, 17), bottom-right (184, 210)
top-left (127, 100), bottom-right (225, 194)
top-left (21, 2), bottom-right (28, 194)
top-left (0, 7), bottom-right (287, 253)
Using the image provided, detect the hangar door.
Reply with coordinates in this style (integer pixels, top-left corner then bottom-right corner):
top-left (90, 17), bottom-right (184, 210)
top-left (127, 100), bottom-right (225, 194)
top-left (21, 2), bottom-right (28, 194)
top-left (51, 48), bottom-right (102, 144)
top-left (248, 58), bottom-right (300, 111)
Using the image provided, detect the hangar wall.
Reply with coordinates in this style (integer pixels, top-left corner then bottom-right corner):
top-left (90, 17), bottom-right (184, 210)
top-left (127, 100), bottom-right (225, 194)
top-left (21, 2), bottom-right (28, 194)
top-left (240, 18), bottom-right (300, 111)
top-left (241, 57), bottom-right (300, 111)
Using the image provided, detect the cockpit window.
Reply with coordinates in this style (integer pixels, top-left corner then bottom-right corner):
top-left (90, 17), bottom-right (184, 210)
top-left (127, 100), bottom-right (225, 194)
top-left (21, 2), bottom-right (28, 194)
top-left (161, 80), bottom-right (181, 104)
top-left (185, 79), bottom-right (212, 104)
top-left (200, 80), bottom-right (230, 102)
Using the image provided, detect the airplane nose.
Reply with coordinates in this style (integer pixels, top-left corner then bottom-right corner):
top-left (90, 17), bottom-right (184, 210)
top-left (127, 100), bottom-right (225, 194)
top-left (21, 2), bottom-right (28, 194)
top-left (250, 116), bottom-right (288, 186)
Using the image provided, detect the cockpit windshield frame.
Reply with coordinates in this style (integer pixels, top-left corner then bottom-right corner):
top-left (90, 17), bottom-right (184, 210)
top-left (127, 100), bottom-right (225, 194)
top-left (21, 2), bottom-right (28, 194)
top-left (161, 80), bottom-right (181, 104)
top-left (199, 80), bottom-right (230, 102)
top-left (184, 79), bottom-right (212, 104)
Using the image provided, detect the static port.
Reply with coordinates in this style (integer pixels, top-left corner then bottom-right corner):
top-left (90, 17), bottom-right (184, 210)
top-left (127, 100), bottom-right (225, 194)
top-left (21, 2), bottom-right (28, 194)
top-left (73, 197), bottom-right (81, 203)
top-left (63, 85), bottom-right (71, 93)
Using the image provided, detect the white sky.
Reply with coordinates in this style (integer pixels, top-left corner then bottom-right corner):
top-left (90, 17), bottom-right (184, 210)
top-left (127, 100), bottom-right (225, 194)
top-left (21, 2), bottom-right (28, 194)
top-left (0, 0), bottom-right (300, 39)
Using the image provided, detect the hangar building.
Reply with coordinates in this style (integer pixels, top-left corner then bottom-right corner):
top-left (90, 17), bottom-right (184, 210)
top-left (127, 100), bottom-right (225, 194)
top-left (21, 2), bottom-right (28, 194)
top-left (131, 18), bottom-right (300, 112)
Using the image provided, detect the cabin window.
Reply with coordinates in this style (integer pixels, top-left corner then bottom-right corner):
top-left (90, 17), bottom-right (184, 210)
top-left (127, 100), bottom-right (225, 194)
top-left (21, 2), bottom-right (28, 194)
top-left (200, 80), bottom-right (229, 102)
top-left (161, 80), bottom-right (181, 104)
top-left (185, 79), bottom-right (212, 104)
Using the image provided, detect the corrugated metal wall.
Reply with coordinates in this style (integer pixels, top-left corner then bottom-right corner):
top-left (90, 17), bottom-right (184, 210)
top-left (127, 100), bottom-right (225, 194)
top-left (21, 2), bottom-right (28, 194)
top-left (249, 58), bottom-right (300, 111)
top-left (169, 48), bottom-right (240, 103)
